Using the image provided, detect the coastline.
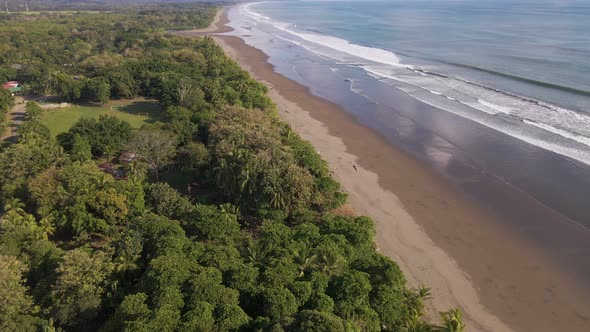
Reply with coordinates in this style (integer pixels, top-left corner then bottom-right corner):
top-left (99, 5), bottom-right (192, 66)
top-left (175, 9), bottom-right (590, 332)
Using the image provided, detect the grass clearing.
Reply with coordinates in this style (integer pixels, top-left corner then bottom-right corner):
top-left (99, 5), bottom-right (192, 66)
top-left (13, 11), bottom-right (105, 15)
top-left (40, 98), bottom-right (164, 136)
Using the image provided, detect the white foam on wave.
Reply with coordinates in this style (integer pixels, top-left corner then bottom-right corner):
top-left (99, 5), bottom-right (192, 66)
top-left (273, 26), bottom-right (407, 68)
top-left (241, 4), bottom-right (407, 68)
top-left (243, 2), bottom-right (271, 20)
top-left (363, 64), bottom-right (590, 151)
top-left (524, 120), bottom-right (590, 148)
top-left (476, 99), bottom-right (512, 114)
top-left (361, 66), bottom-right (590, 165)
top-left (416, 93), bottom-right (590, 166)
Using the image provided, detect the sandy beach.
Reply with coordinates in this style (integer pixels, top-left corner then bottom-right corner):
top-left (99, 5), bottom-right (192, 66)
top-left (174, 9), bottom-right (590, 332)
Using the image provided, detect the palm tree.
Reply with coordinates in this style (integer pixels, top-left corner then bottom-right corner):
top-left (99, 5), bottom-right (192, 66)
top-left (244, 241), bottom-right (267, 266)
top-left (436, 309), bottom-right (466, 332)
top-left (3, 197), bottom-right (25, 213)
top-left (126, 160), bottom-right (146, 183)
top-left (220, 203), bottom-right (240, 217)
top-left (417, 286), bottom-right (432, 301)
top-left (220, 203), bottom-right (239, 226)
top-left (316, 250), bottom-right (342, 276)
top-left (293, 245), bottom-right (317, 277)
top-left (50, 145), bottom-right (69, 167)
top-left (404, 285), bottom-right (433, 321)
top-left (404, 313), bottom-right (434, 332)
top-left (37, 217), bottom-right (55, 240)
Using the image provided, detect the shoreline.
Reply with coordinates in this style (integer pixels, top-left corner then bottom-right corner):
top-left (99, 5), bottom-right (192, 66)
top-left (175, 9), bottom-right (590, 332)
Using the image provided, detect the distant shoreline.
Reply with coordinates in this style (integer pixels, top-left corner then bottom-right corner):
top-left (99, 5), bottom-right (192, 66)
top-left (175, 7), bottom-right (590, 332)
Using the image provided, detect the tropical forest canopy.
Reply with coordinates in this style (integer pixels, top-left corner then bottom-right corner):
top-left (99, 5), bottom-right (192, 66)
top-left (0, 3), bottom-right (464, 332)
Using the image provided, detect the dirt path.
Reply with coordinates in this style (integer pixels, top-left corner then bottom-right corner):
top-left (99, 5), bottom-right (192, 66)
top-left (1, 97), bottom-right (26, 141)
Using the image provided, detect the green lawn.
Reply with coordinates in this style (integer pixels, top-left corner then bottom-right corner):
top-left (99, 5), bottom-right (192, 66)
top-left (14, 11), bottom-right (105, 15)
top-left (40, 98), bottom-right (164, 136)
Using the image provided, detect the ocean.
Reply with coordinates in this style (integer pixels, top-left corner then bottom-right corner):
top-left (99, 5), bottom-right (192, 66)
top-left (226, 0), bottom-right (590, 229)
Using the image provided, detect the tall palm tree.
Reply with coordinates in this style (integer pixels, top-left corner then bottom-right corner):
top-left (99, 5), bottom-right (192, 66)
top-left (244, 241), bottom-right (267, 266)
top-left (293, 245), bottom-right (317, 277)
top-left (3, 197), bottom-right (25, 213)
top-left (37, 217), bottom-right (55, 240)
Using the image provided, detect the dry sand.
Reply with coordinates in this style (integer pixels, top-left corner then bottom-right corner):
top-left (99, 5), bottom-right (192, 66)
top-left (173, 9), bottom-right (590, 332)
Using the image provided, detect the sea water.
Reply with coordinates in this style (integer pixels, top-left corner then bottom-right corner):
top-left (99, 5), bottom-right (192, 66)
top-left (231, 0), bottom-right (590, 166)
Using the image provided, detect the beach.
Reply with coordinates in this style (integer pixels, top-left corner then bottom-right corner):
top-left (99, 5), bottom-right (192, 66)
top-left (176, 8), bottom-right (590, 332)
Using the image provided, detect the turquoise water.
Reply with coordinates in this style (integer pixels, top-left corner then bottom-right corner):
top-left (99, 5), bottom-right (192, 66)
top-left (238, 0), bottom-right (590, 166)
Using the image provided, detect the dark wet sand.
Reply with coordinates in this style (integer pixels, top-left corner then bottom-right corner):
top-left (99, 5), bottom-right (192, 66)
top-left (175, 9), bottom-right (590, 332)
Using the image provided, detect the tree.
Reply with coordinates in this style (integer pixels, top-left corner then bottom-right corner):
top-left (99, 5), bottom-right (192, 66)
top-left (18, 121), bottom-right (51, 139)
top-left (370, 285), bottom-right (408, 330)
top-left (145, 182), bottom-right (193, 219)
top-left (64, 115), bottom-right (133, 157)
top-left (177, 141), bottom-right (208, 170)
top-left (293, 245), bottom-right (317, 277)
top-left (179, 301), bottom-right (215, 332)
top-left (70, 134), bottom-right (92, 162)
top-left (183, 204), bottom-right (240, 242)
top-left (289, 310), bottom-right (345, 332)
top-left (214, 304), bottom-right (250, 331)
top-left (84, 78), bottom-right (110, 104)
top-left (50, 249), bottom-right (114, 328)
top-left (0, 87), bottom-right (13, 134)
top-left (51, 72), bottom-right (83, 101)
top-left (0, 255), bottom-right (41, 331)
top-left (262, 287), bottom-right (298, 321)
top-left (208, 106), bottom-right (315, 212)
top-left (104, 293), bottom-right (152, 331)
top-left (24, 101), bottom-right (43, 121)
top-left (0, 86), bottom-right (14, 113)
top-left (164, 106), bottom-right (198, 144)
top-left (87, 188), bottom-right (129, 226)
top-left (126, 129), bottom-right (177, 180)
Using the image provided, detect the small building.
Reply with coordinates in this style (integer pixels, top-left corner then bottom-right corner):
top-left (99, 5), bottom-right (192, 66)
top-left (2, 81), bottom-right (23, 95)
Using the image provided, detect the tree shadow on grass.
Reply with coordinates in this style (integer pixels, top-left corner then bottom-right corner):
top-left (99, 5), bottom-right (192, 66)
top-left (113, 100), bottom-right (165, 124)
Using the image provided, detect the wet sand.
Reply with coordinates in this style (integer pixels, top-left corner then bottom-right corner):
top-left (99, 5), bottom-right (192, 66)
top-left (174, 9), bottom-right (590, 332)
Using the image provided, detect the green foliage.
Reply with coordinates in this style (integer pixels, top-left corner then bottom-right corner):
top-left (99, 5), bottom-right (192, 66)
top-left (145, 182), bottom-right (193, 219)
top-left (25, 102), bottom-right (44, 121)
top-left (209, 106), bottom-right (315, 212)
top-left (0, 255), bottom-right (42, 331)
top-left (0, 5), bottom-right (457, 332)
top-left (84, 78), bottom-right (110, 104)
top-left (289, 310), bottom-right (345, 332)
top-left (70, 134), bottom-right (92, 162)
top-left (262, 287), bottom-right (299, 321)
top-left (436, 309), bottom-right (466, 332)
top-left (183, 204), bottom-right (241, 242)
top-left (0, 87), bottom-right (14, 132)
top-left (0, 133), bottom-right (64, 202)
top-left (50, 249), bottom-right (114, 328)
top-left (18, 120), bottom-right (51, 139)
top-left (60, 115), bottom-right (133, 157)
top-left (177, 141), bottom-right (209, 170)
